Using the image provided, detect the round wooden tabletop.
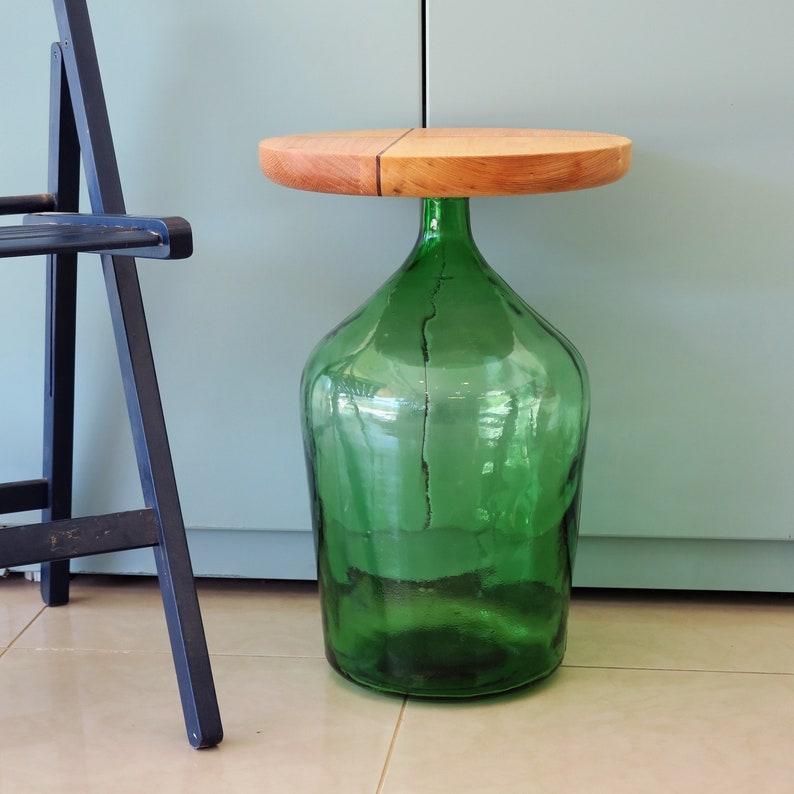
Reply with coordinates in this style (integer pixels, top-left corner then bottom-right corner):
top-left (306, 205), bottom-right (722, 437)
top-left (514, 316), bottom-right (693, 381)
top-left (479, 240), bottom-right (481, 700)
top-left (259, 128), bottom-right (631, 198)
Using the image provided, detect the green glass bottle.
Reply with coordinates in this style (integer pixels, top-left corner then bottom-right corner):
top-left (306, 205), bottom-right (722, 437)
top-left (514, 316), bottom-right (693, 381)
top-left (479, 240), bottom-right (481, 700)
top-left (301, 197), bottom-right (589, 697)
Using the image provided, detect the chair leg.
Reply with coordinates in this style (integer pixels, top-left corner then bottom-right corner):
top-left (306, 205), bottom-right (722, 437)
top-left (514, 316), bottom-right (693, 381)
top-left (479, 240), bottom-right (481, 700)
top-left (40, 251), bottom-right (78, 607)
top-left (103, 252), bottom-right (223, 749)
top-left (40, 560), bottom-right (71, 606)
top-left (40, 40), bottom-right (81, 607)
top-left (51, 0), bottom-right (222, 746)
top-left (154, 537), bottom-right (225, 749)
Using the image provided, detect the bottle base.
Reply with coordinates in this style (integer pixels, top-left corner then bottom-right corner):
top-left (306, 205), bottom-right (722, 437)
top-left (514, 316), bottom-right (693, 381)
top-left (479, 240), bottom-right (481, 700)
top-left (325, 627), bottom-right (564, 699)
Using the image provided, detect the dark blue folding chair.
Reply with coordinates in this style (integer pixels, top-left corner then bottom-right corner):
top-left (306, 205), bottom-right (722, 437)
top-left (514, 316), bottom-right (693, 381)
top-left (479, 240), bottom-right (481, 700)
top-left (0, 0), bottom-right (223, 749)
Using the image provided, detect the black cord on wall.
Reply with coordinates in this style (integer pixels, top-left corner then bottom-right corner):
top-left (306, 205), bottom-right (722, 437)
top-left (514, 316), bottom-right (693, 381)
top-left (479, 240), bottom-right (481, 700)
top-left (421, 0), bottom-right (428, 127)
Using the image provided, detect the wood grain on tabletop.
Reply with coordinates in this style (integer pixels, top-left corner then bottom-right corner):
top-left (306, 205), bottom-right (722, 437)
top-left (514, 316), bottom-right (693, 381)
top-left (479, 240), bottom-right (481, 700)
top-left (259, 128), bottom-right (632, 197)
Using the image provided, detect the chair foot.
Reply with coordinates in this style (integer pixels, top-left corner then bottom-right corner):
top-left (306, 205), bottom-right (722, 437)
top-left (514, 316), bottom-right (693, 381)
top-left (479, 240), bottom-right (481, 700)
top-left (40, 559), bottom-right (71, 605)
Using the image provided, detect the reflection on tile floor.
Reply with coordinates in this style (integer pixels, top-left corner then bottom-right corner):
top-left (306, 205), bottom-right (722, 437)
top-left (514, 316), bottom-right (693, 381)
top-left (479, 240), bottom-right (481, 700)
top-left (1, 573), bottom-right (792, 792)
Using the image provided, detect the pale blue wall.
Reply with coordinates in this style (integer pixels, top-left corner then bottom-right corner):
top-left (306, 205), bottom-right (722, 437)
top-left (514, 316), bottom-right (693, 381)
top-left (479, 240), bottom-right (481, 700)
top-left (426, 0), bottom-right (794, 545)
top-left (1, 1), bottom-right (421, 558)
top-left (2, 1), bottom-right (793, 588)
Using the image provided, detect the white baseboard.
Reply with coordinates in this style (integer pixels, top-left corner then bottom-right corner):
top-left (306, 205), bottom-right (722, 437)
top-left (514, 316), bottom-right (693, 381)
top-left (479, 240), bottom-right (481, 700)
top-left (12, 527), bottom-right (794, 592)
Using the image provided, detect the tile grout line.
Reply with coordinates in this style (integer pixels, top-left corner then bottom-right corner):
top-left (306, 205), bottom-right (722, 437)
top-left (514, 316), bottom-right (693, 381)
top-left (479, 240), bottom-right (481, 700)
top-left (563, 663), bottom-right (794, 677)
top-left (1, 604), bottom-right (48, 657)
top-left (375, 696), bottom-right (408, 794)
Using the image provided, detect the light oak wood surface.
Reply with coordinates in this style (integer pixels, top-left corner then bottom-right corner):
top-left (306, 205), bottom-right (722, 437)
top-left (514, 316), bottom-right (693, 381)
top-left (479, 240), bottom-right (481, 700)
top-left (259, 128), bottom-right (631, 197)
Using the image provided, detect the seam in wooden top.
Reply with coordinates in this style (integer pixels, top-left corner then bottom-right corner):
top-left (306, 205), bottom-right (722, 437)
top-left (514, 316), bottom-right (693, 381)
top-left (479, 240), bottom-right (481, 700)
top-left (375, 129), bottom-right (415, 196)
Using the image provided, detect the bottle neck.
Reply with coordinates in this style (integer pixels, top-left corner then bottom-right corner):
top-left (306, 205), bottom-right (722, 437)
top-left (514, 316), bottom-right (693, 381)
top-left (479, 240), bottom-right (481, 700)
top-left (419, 197), bottom-right (474, 244)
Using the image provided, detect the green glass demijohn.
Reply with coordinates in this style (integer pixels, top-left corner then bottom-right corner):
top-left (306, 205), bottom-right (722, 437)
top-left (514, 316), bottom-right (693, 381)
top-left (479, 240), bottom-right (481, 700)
top-left (301, 197), bottom-right (589, 697)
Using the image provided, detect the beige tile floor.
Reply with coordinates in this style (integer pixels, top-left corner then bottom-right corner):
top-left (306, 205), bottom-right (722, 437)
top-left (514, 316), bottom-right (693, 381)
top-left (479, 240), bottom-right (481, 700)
top-left (1, 573), bottom-right (793, 793)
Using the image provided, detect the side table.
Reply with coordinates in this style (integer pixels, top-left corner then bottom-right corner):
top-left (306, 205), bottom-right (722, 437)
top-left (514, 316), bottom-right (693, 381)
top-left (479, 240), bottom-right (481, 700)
top-left (259, 128), bottom-right (631, 697)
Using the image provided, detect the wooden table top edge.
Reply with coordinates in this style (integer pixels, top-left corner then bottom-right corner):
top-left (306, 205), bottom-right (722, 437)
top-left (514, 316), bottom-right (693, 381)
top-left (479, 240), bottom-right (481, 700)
top-left (259, 127), bottom-right (632, 197)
